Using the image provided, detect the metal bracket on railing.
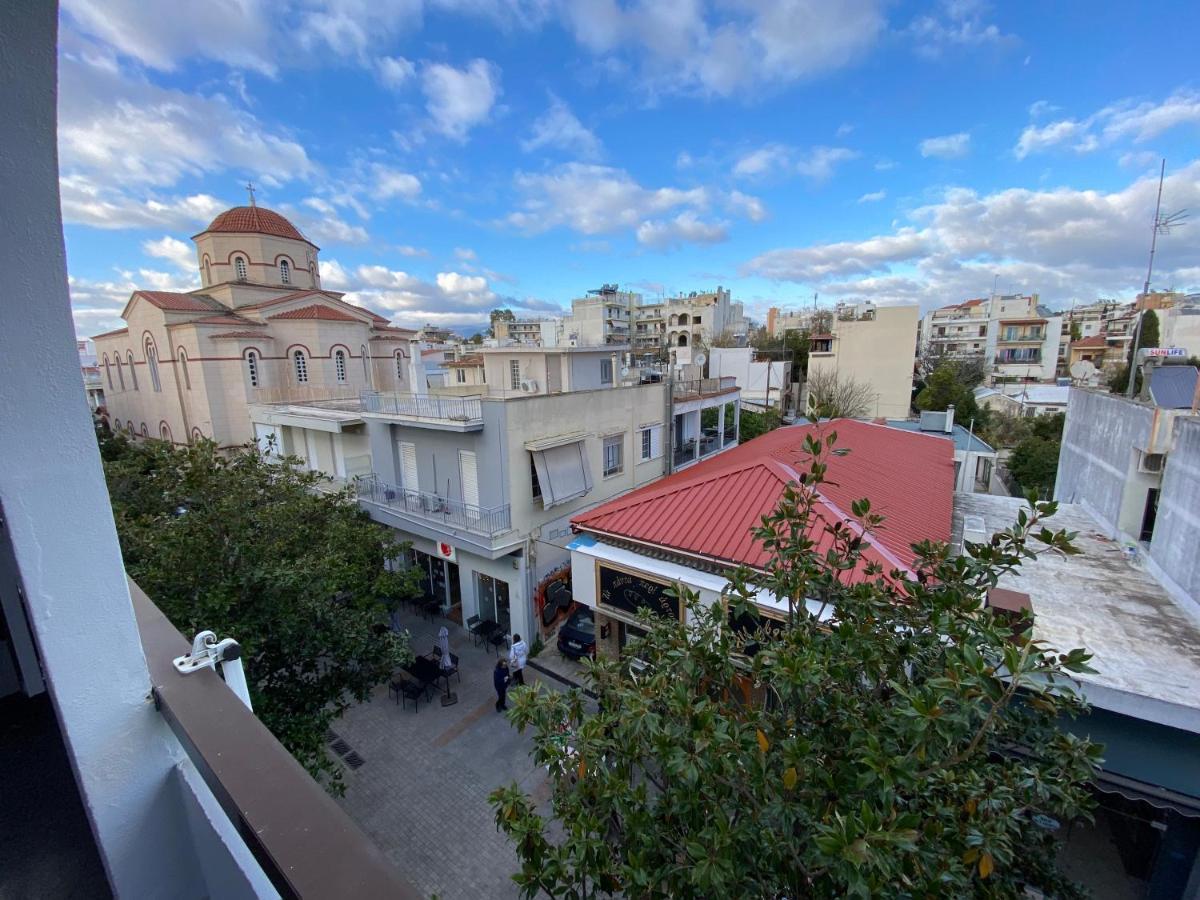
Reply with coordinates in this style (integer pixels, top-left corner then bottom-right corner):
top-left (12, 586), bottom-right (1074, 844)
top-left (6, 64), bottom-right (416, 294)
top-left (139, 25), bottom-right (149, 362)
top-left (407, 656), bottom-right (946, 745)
top-left (173, 630), bottom-right (253, 711)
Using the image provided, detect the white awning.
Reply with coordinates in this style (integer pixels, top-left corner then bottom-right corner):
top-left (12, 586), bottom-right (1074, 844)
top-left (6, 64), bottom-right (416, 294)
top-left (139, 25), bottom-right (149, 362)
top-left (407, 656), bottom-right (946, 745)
top-left (524, 430), bottom-right (589, 452)
top-left (531, 439), bottom-right (592, 508)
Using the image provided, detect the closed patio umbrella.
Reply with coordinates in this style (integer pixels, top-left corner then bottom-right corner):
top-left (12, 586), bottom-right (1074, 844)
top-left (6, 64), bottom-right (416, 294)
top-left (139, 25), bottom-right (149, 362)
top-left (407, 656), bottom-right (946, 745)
top-left (438, 626), bottom-right (458, 706)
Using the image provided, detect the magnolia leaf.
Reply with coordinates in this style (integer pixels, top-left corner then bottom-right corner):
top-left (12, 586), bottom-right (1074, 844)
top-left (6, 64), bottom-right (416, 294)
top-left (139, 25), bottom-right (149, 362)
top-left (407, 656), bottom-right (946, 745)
top-left (783, 767), bottom-right (798, 790)
top-left (756, 729), bottom-right (769, 753)
top-left (979, 852), bottom-right (994, 879)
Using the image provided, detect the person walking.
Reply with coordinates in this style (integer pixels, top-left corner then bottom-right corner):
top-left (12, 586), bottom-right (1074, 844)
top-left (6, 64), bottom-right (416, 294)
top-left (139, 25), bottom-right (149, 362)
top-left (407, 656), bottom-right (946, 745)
top-left (509, 633), bottom-right (528, 687)
top-left (493, 659), bottom-right (510, 712)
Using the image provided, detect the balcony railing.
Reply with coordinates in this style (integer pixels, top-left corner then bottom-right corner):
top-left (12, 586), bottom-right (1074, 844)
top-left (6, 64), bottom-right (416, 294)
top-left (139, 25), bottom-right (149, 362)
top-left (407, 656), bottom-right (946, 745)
top-left (361, 391), bottom-right (482, 422)
top-left (355, 476), bottom-right (512, 536)
top-left (673, 376), bottom-right (738, 398)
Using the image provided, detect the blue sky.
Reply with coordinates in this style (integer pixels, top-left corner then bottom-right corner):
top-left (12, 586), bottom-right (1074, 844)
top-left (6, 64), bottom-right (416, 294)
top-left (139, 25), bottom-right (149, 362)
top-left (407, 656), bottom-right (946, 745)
top-left (60, 0), bottom-right (1200, 338)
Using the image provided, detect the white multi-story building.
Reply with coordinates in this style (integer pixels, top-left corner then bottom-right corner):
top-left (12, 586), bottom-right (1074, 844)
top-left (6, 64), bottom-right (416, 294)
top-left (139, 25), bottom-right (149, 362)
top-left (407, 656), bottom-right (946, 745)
top-left (249, 345), bottom-right (743, 650)
top-left (921, 294), bottom-right (1063, 384)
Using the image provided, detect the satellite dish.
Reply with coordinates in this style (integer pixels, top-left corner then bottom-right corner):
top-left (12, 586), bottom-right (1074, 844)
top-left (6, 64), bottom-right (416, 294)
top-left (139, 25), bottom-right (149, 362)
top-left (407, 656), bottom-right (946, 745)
top-left (1069, 360), bottom-right (1095, 382)
top-left (694, 352), bottom-right (707, 367)
top-left (619, 365), bottom-right (631, 377)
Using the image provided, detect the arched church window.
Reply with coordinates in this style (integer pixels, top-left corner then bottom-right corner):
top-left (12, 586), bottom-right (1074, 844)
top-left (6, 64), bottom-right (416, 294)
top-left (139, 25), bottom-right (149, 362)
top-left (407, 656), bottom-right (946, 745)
top-left (235, 256), bottom-right (248, 281)
top-left (127, 351), bottom-right (138, 390)
top-left (145, 339), bottom-right (161, 392)
top-left (279, 259), bottom-right (290, 284)
top-left (293, 350), bottom-right (308, 384)
top-left (334, 350), bottom-right (347, 383)
top-left (246, 350), bottom-right (260, 387)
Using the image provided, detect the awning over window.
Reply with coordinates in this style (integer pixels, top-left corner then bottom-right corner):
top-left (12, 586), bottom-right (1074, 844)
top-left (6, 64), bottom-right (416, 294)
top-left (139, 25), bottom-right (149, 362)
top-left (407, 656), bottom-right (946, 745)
top-left (531, 440), bottom-right (592, 508)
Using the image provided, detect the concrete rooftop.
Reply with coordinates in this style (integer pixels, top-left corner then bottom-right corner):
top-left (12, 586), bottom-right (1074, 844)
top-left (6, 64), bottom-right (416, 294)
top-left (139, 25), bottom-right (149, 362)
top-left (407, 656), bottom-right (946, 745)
top-left (952, 492), bottom-right (1200, 734)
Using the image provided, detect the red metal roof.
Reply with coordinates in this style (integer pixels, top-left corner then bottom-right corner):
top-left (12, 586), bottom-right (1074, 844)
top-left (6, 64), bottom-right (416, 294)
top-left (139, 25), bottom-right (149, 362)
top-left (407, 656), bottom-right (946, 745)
top-left (267, 304), bottom-right (361, 322)
top-left (573, 419), bottom-right (954, 579)
top-left (198, 206), bottom-right (310, 243)
top-left (134, 291), bottom-right (225, 312)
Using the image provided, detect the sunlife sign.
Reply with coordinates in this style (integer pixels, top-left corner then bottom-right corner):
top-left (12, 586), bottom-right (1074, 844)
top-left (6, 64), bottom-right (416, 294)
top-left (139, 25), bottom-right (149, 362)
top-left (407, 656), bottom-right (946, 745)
top-left (1141, 347), bottom-right (1188, 358)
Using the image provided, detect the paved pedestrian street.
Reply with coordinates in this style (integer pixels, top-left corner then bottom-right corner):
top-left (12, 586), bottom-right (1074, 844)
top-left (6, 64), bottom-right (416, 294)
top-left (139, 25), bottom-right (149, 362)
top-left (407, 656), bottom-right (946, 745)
top-left (333, 609), bottom-right (568, 900)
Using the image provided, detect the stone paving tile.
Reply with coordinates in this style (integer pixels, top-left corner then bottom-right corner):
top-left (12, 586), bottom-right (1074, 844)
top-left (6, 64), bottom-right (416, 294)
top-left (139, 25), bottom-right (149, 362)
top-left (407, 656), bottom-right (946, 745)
top-left (332, 609), bottom-right (568, 900)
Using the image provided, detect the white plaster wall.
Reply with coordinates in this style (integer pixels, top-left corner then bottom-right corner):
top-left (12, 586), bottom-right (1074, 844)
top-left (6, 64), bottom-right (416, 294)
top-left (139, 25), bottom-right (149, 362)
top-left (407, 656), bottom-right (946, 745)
top-left (0, 8), bottom-right (204, 894)
top-left (1149, 417), bottom-right (1200, 604)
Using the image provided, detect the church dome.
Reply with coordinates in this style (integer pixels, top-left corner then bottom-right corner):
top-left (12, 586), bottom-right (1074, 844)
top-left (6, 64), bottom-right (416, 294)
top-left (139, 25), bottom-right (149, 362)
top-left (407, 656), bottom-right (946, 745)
top-left (202, 206), bottom-right (309, 243)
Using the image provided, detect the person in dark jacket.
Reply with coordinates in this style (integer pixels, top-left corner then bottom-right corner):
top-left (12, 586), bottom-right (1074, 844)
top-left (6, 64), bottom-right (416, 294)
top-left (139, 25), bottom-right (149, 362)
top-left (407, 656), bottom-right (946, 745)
top-left (493, 659), bottom-right (510, 712)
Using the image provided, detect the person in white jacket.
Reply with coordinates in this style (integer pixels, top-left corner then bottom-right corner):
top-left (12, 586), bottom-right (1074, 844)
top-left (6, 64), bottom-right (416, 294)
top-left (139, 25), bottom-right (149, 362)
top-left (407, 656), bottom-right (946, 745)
top-left (509, 634), bottom-right (528, 686)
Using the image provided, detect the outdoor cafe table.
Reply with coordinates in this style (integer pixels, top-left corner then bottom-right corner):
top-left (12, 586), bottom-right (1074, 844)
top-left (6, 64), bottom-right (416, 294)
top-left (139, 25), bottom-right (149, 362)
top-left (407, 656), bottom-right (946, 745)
top-left (404, 656), bottom-right (442, 697)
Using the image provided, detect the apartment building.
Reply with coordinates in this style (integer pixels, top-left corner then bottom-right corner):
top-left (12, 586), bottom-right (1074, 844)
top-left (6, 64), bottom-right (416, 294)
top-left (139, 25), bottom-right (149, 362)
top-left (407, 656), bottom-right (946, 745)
top-left (646, 287), bottom-right (749, 348)
top-left (248, 346), bottom-right (742, 648)
top-left (559, 284), bottom-right (640, 346)
top-left (921, 294), bottom-right (1063, 383)
top-left (766, 306), bottom-right (820, 337)
top-left (805, 303), bottom-right (919, 419)
top-left (91, 200), bottom-right (421, 448)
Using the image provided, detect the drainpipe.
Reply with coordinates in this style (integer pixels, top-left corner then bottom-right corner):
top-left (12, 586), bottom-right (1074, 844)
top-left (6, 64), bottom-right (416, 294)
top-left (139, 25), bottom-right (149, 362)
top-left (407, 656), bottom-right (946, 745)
top-left (665, 365), bottom-right (675, 474)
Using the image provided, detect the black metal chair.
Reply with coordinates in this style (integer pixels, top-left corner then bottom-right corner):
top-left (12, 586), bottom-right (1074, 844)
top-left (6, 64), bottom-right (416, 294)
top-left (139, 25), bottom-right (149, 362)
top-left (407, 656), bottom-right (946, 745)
top-left (400, 680), bottom-right (424, 712)
top-left (489, 630), bottom-right (509, 656)
top-left (466, 615), bottom-right (485, 647)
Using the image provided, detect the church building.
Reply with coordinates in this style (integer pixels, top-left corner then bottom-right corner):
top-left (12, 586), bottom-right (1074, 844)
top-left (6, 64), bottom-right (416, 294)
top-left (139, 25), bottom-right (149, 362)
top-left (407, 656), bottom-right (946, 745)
top-left (92, 199), bottom-right (418, 449)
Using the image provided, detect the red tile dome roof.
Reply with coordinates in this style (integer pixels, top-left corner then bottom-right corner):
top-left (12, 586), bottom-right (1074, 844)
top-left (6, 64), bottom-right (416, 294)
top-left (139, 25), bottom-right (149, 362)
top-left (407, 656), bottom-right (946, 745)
top-left (201, 206), bottom-right (309, 242)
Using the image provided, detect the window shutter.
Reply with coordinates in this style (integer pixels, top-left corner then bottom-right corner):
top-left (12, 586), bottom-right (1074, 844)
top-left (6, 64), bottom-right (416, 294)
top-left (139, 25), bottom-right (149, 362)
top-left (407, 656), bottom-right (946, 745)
top-left (651, 425), bottom-right (663, 460)
top-left (459, 450), bottom-right (479, 508)
top-left (399, 441), bottom-right (418, 490)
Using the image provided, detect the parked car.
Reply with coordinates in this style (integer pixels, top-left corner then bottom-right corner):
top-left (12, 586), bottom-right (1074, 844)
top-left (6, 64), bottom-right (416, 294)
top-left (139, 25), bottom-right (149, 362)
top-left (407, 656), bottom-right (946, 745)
top-left (556, 606), bottom-right (596, 659)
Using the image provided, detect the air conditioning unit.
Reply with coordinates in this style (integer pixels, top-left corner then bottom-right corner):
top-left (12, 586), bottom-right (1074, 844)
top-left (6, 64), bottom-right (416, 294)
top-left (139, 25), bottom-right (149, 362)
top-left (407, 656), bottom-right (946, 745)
top-left (1140, 452), bottom-right (1165, 474)
top-left (520, 379), bottom-right (539, 393)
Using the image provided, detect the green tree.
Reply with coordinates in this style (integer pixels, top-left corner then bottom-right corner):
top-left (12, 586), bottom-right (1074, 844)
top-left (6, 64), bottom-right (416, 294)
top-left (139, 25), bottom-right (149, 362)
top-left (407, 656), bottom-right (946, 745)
top-left (979, 410), bottom-right (1032, 450)
top-left (492, 434), bottom-right (1098, 898)
top-left (1007, 437), bottom-right (1061, 498)
top-left (489, 307), bottom-right (517, 337)
top-left (738, 407), bottom-right (781, 442)
top-left (914, 361), bottom-right (985, 424)
top-left (101, 433), bottom-right (418, 790)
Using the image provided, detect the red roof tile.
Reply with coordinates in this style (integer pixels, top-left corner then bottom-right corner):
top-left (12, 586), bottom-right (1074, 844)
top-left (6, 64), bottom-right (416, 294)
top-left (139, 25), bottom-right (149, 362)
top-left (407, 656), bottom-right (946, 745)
top-left (267, 304), bottom-right (361, 322)
top-left (198, 206), bottom-right (310, 243)
top-left (244, 289), bottom-right (384, 322)
top-left (1072, 335), bottom-right (1106, 348)
top-left (186, 314), bottom-right (261, 326)
top-left (210, 331), bottom-right (276, 339)
top-left (91, 327), bottom-right (129, 340)
top-left (573, 420), bottom-right (954, 579)
top-left (134, 291), bottom-right (225, 312)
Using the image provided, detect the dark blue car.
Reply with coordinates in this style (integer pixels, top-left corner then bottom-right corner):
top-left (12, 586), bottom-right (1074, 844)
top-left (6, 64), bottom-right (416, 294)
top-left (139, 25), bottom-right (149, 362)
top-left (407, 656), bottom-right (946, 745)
top-left (556, 607), bottom-right (595, 659)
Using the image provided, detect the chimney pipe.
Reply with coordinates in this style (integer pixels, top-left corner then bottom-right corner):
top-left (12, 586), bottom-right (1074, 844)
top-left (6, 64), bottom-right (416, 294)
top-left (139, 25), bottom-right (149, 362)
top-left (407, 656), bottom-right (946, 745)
top-left (945, 403), bottom-right (955, 433)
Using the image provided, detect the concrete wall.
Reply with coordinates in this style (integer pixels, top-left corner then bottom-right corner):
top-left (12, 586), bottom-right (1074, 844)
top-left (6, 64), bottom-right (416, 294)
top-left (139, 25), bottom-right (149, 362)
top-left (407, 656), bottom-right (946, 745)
top-left (1055, 389), bottom-right (1157, 539)
top-left (0, 8), bottom-right (206, 893)
top-left (709, 347), bottom-right (789, 406)
top-left (1150, 417), bottom-right (1200, 604)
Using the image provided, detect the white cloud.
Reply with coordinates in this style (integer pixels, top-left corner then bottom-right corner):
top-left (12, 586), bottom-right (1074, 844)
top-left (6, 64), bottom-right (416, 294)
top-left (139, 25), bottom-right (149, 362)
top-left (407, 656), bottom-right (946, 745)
top-left (636, 212), bottom-right (728, 249)
top-left (858, 189), bottom-right (887, 203)
top-left (376, 55), bottom-right (416, 90)
top-left (733, 144), bottom-right (792, 178)
top-left (60, 175), bottom-right (227, 230)
top-left (141, 236), bottom-right (194, 271)
top-left (422, 59), bottom-right (501, 140)
top-left (874, 158), bottom-right (897, 171)
top-left (506, 162), bottom-right (706, 236)
top-left (1013, 89), bottom-right (1200, 159)
top-left (397, 245), bottom-right (431, 257)
top-left (919, 132), bottom-right (971, 159)
top-left (1028, 100), bottom-right (1058, 119)
top-left (321, 259), bottom-right (556, 328)
top-left (726, 190), bottom-right (768, 222)
top-left (741, 161), bottom-right (1200, 309)
top-left (676, 151), bottom-right (694, 169)
top-left (796, 146), bottom-right (859, 181)
top-left (454, 247), bottom-right (477, 261)
top-left (562, 0), bottom-right (885, 97)
top-left (372, 164), bottom-right (423, 201)
top-left (69, 266), bottom-right (194, 336)
top-left (836, 122), bottom-right (855, 137)
top-left (521, 96), bottom-right (602, 159)
top-left (289, 199), bottom-right (369, 245)
top-left (1014, 120), bottom-right (1084, 159)
top-left (735, 144), bottom-right (858, 182)
top-left (906, 0), bottom-right (1014, 60)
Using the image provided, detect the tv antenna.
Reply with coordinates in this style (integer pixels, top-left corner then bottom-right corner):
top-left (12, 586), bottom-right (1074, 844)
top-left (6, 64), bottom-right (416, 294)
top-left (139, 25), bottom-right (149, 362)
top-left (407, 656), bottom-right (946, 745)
top-left (1143, 159), bottom-right (1188, 296)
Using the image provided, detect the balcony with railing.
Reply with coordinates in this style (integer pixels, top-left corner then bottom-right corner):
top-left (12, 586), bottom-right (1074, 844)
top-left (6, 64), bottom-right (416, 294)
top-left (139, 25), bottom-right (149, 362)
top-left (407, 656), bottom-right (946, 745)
top-left (361, 391), bottom-right (484, 428)
top-left (672, 376), bottom-right (738, 399)
top-left (355, 475), bottom-right (512, 537)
